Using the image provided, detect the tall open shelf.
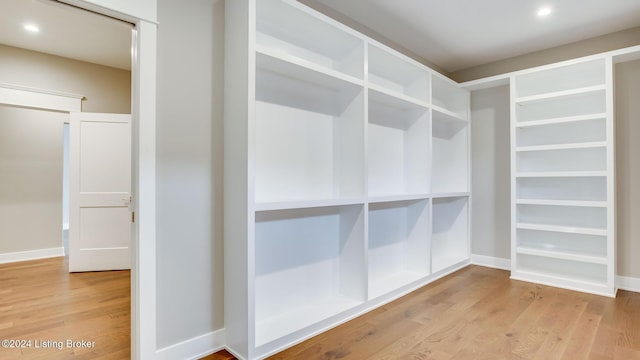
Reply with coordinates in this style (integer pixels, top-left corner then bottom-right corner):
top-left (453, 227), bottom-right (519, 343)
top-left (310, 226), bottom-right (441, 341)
top-left (431, 75), bottom-right (470, 195)
top-left (510, 58), bottom-right (616, 297)
top-left (225, 1), bottom-right (470, 358)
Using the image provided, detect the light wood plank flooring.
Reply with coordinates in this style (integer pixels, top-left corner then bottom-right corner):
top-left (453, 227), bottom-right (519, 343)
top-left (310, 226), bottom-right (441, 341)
top-left (0, 257), bottom-right (130, 359)
top-left (204, 265), bottom-right (640, 359)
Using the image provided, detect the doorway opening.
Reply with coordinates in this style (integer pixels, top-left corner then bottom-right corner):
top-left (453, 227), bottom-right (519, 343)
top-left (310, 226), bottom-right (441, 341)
top-left (0, 0), bottom-right (137, 357)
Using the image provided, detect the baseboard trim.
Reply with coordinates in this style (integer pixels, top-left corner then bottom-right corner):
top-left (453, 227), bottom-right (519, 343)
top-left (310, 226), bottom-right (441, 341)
top-left (617, 275), bottom-right (640, 293)
top-left (471, 254), bottom-right (511, 270)
top-left (0, 247), bottom-right (65, 264)
top-left (470, 255), bottom-right (640, 294)
top-left (156, 328), bottom-right (226, 360)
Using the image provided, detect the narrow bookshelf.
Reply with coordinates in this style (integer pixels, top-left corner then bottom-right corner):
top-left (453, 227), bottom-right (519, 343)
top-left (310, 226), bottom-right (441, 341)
top-left (510, 58), bottom-right (615, 297)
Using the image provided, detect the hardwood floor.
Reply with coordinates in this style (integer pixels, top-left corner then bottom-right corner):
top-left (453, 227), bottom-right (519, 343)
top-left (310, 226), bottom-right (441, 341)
top-left (204, 266), bottom-right (640, 360)
top-left (0, 257), bottom-right (130, 359)
top-left (3, 259), bottom-right (637, 359)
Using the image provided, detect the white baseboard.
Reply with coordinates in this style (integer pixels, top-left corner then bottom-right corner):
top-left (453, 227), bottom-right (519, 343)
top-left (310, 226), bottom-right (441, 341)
top-left (617, 275), bottom-right (640, 293)
top-left (470, 255), bottom-right (640, 294)
top-left (0, 247), bottom-right (65, 264)
top-left (156, 329), bottom-right (226, 360)
top-left (471, 254), bottom-right (511, 270)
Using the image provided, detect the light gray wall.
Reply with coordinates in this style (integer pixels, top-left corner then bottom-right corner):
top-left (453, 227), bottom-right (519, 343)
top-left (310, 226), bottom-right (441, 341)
top-left (155, 0), bottom-right (225, 348)
top-left (0, 106), bottom-right (66, 255)
top-left (470, 86), bottom-right (511, 260)
top-left (615, 60), bottom-right (640, 278)
top-left (0, 44), bottom-right (131, 113)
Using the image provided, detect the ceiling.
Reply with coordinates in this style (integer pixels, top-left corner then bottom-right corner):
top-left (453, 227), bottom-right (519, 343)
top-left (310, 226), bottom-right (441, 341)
top-left (302, 0), bottom-right (640, 73)
top-left (1, 1), bottom-right (640, 74)
top-left (0, 0), bottom-right (132, 71)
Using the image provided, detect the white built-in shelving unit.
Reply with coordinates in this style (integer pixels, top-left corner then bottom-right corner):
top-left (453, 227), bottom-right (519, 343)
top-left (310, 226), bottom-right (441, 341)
top-left (225, 0), bottom-right (470, 358)
top-left (510, 57), bottom-right (616, 297)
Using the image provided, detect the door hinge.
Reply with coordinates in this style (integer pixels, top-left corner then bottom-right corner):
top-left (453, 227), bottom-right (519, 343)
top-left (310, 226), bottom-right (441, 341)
top-left (131, 211), bottom-right (135, 223)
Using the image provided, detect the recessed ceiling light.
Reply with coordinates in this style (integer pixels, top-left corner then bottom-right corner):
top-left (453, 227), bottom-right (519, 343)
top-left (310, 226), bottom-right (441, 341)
top-left (24, 24), bottom-right (40, 33)
top-left (537, 7), bottom-right (552, 17)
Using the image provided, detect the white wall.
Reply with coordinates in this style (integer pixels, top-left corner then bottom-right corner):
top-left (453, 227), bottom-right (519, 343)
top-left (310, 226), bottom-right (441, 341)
top-left (470, 86), bottom-right (511, 260)
top-left (155, 0), bottom-right (225, 348)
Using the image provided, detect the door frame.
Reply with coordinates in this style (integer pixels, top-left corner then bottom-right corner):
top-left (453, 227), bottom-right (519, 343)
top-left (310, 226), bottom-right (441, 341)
top-left (0, 3), bottom-right (157, 358)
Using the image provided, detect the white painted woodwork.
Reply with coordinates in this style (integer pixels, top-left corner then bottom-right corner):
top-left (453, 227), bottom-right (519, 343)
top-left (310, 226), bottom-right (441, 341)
top-left (225, 0), bottom-right (470, 358)
top-left (432, 196), bottom-right (470, 273)
top-left (0, 83), bottom-right (83, 112)
top-left (69, 112), bottom-right (132, 272)
top-left (368, 44), bottom-right (429, 101)
top-left (368, 199), bottom-right (431, 299)
top-left (367, 89), bottom-right (429, 197)
top-left (510, 57), bottom-right (616, 297)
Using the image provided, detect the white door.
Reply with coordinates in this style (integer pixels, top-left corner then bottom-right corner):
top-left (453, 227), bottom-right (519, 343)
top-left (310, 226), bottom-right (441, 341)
top-left (69, 112), bottom-right (132, 272)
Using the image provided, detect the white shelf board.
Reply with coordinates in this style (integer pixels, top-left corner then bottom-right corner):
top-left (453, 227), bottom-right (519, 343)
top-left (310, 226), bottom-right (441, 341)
top-left (516, 141), bottom-right (607, 152)
top-left (514, 85), bottom-right (606, 105)
top-left (432, 255), bottom-right (469, 274)
top-left (515, 113), bottom-right (607, 128)
top-left (516, 222), bottom-right (607, 236)
top-left (256, 49), bottom-right (363, 91)
top-left (516, 171), bottom-right (607, 178)
top-left (254, 197), bottom-right (365, 212)
top-left (367, 193), bottom-right (430, 204)
top-left (432, 105), bottom-right (468, 123)
top-left (516, 246), bottom-right (607, 265)
top-left (367, 83), bottom-right (429, 109)
top-left (255, 295), bottom-right (362, 346)
top-left (515, 199), bottom-right (607, 207)
top-left (255, 46), bottom-right (363, 86)
top-left (432, 192), bottom-right (470, 199)
top-left (368, 270), bottom-right (428, 300)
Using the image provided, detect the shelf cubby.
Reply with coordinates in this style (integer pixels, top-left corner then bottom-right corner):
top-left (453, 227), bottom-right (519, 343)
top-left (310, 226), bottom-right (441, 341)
top-left (256, 0), bottom-right (364, 79)
top-left (367, 199), bottom-right (430, 300)
top-left (432, 196), bottom-right (469, 273)
top-left (431, 75), bottom-right (469, 120)
top-left (517, 229), bottom-right (607, 261)
top-left (254, 205), bottom-right (365, 346)
top-left (367, 89), bottom-right (429, 197)
top-left (516, 254), bottom-right (607, 285)
top-left (367, 44), bottom-right (429, 101)
top-left (516, 204), bottom-right (606, 230)
top-left (432, 110), bottom-right (468, 194)
top-left (255, 53), bottom-right (364, 203)
top-left (516, 177), bottom-right (607, 202)
top-left (516, 116), bottom-right (606, 147)
top-left (514, 59), bottom-right (606, 98)
top-left (515, 89), bottom-right (606, 123)
top-left (516, 147), bottom-right (606, 172)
